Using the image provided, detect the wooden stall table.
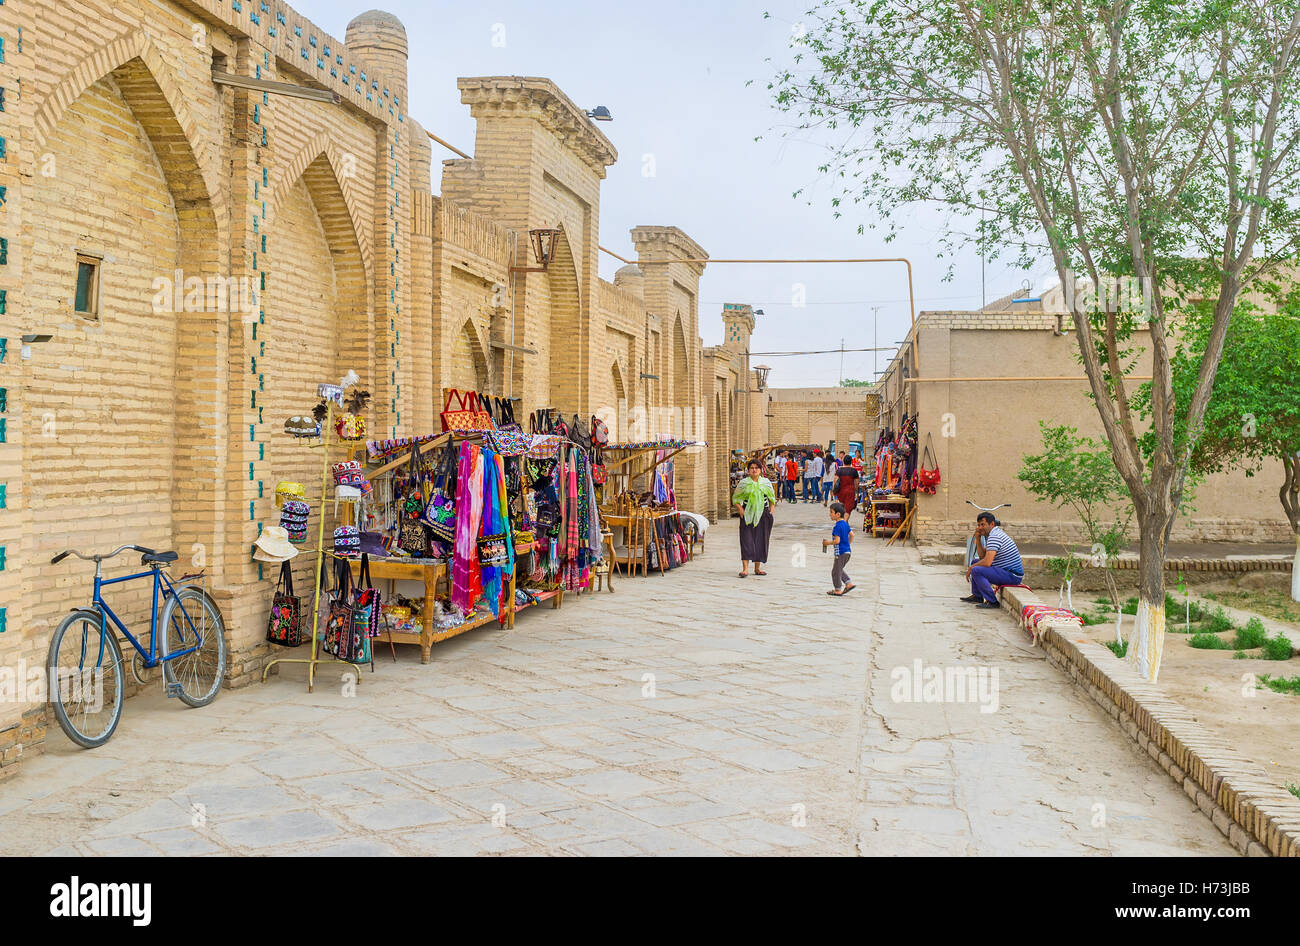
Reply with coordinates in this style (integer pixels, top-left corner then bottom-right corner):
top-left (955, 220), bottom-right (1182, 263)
top-left (869, 495), bottom-right (911, 539)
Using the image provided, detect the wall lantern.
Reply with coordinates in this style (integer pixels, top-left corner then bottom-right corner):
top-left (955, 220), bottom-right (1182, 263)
top-left (509, 227), bottom-right (562, 276)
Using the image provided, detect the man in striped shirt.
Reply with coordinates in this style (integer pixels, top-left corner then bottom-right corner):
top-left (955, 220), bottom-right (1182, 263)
top-left (962, 512), bottom-right (1024, 609)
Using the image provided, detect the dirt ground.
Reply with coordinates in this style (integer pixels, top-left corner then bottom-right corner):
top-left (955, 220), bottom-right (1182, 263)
top-left (1079, 573), bottom-right (1300, 799)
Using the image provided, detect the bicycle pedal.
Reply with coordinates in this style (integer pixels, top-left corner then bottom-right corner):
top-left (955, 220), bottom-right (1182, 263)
top-left (165, 682), bottom-right (184, 699)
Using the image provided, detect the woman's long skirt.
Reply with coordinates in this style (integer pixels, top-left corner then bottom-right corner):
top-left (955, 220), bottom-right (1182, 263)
top-left (739, 508), bottom-right (773, 563)
top-left (836, 480), bottom-right (857, 514)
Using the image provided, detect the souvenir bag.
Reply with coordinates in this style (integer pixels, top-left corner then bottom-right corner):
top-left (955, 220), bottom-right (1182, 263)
top-left (422, 441), bottom-right (459, 543)
top-left (496, 397), bottom-right (520, 431)
top-left (397, 444), bottom-right (431, 554)
top-left (322, 560), bottom-right (358, 659)
top-left (441, 389), bottom-right (492, 432)
top-left (590, 414), bottom-right (610, 448)
top-left (265, 562), bottom-right (303, 646)
top-left (477, 533), bottom-right (509, 567)
top-left (918, 433), bottom-right (941, 494)
top-left (568, 413), bottom-right (591, 451)
top-left (352, 554), bottom-right (381, 653)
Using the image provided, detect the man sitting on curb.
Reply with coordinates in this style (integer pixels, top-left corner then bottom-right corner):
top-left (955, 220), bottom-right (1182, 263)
top-left (961, 512), bottom-right (1024, 609)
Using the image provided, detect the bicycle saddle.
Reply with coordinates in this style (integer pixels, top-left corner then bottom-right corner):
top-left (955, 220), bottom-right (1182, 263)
top-left (141, 550), bottom-right (179, 565)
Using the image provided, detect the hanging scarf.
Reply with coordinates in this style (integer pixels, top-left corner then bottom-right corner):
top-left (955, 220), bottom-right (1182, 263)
top-left (480, 447), bottom-right (508, 618)
top-left (452, 442), bottom-right (485, 611)
top-left (732, 476), bottom-right (776, 526)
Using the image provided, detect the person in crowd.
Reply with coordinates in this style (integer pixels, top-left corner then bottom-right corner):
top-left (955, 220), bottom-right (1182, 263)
top-left (822, 453), bottom-right (839, 506)
top-left (834, 454), bottom-right (860, 515)
top-left (821, 501), bottom-right (855, 596)
top-left (806, 451), bottom-right (824, 502)
top-left (784, 452), bottom-right (800, 503)
top-left (733, 459), bottom-right (776, 578)
top-left (962, 512), bottom-right (1025, 609)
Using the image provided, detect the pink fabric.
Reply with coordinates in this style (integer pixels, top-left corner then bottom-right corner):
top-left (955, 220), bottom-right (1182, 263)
top-left (452, 443), bottom-right (485, 611)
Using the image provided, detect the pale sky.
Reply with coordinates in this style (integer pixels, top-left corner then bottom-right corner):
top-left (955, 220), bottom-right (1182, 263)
top-left (306, 0), bottom-right (1039, 386)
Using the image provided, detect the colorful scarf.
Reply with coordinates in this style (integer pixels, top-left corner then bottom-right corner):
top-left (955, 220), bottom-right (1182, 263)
top-left (732, 476), bottom-right (776, 525)
top-left (452, 442), bottom-right (484, 611)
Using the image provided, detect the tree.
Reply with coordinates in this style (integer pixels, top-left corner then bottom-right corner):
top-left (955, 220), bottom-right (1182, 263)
top-left (1019, 422), bottom-right (1133, 615)
top-left (1151, 304), bottom-right (1300, 599)
top-left (768, 0), bottom-right (1300, 680)
top-left (840, 378), bottom-right (875, 387)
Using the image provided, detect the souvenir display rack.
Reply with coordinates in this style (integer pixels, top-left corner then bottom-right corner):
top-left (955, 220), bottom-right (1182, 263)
top-left (262, 400), bottom-right (371, 693)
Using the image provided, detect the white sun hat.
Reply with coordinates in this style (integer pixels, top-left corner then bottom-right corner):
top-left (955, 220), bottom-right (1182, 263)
top-left (253, 526), bottom-right (299, 562)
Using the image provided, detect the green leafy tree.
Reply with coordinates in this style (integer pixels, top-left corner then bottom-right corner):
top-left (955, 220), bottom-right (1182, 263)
top-left (840, 378), bottom-right (874, 387)
top-left (1151, 304), bottom-right (1300, 599)
top-left (767, 0), bottom-right (1300, 680)
top-left (1019, 423), bottom-right (1133, 612)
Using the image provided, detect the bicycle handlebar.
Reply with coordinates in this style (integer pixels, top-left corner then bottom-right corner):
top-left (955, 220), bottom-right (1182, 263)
top-left (965, 500), bottom-right (1011, 513)
top-left (50, 544), bottom-right (154, 565)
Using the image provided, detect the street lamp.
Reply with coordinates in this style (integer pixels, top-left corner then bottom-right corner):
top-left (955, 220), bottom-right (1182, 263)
top-left (586, 106), bottom-right (613, 122)
top-left (509, 227), bottom-right (562, 276)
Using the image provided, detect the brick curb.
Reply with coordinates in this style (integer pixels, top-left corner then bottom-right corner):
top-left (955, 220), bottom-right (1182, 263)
top-left (1001, 586), bottom-right (1300, 856)
top-left (925, 547), bottom-right (1291, 574)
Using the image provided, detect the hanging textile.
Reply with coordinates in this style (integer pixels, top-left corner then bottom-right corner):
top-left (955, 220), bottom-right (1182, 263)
top-left (452, 442), bottom-right (485, 611)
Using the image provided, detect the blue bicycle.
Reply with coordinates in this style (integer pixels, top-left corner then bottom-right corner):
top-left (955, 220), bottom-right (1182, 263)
top-left (47, 544), bottom-right (227, 748)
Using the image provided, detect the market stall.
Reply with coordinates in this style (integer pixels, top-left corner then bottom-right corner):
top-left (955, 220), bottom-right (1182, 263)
top-left (599, 438), bottom-right (703, 573)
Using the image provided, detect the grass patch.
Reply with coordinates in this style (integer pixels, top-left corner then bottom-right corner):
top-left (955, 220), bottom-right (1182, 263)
top-left (1121, 596), bottom-right (1138, 615)
top-left (1287, 783), bottom-right (1300, 800)
top-left (1233, 618), bottom-right (1269, 650)
top-left (1257, 674), bottom-right (1300, 695)
top-left (1188, 632), bottom-right (1232, 650)
top-left (1205, 589), bottom-right (1300, 627)
top-left (1104, 639), bottom-right (1128, 658)
top-left (1261, 633), bottom-right (1294, 661)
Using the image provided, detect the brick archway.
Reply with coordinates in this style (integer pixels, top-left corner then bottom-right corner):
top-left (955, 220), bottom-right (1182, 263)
top-left (545, 227), bottom-right (584, 412)
top-left (272, 132), bottom-right (375, 288)
top-left (32, 30), bottom-right (222, 240)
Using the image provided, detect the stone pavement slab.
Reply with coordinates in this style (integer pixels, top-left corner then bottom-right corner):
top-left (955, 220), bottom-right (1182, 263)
top-left (0, 502), bottom-right (1233, 855)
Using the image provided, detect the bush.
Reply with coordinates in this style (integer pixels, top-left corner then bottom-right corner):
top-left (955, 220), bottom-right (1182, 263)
top-left (1105, 640), bottom-right (1128, 658)
top-left (1121, 597), bottom-right (1139, 615)
top-left (1261, 634), bottom-right (1293, 661)
top-left (1233, 618), bottom-right (1269, 650)
top-left (1202, 607), bottom-right (1236, 634)
top-left (1188, 633), bottom-right (1231, 650)
top-left (1258, 674), bottom-right (1300, 695)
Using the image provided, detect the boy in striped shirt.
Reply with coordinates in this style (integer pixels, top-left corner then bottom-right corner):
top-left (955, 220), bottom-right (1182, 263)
top-left (962, 512), bottom-right (1024, 609)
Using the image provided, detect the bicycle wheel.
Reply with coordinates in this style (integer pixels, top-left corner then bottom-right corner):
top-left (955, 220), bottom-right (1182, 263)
top-left (158, 587), bottom-right (226, 708)
top-left (46, 609), bottom-right (125, 749)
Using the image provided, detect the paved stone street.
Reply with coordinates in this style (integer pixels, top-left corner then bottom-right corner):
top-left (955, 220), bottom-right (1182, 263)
top-left (0, 502), bottom-right (1231, 856)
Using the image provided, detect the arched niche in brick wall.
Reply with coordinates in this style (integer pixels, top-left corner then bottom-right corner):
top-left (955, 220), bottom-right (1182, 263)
top-left (545, 228), bottom-right (583, 413)
top-left (449, 318), bottom-right (490, 393)
top-left (26, 51), bottom-right (224, 640)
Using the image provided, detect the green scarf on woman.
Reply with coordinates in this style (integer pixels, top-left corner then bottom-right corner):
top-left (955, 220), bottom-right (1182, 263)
top-left (732, 476), bottom-right (776, 526)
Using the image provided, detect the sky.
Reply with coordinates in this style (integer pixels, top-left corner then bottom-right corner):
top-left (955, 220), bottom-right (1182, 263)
top-left (307, 0), bottom-right (1041, 386)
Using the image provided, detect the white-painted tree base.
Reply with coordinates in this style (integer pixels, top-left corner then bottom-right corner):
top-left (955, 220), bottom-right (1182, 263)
top-left (1125, 599), bottom-right (1166, 682)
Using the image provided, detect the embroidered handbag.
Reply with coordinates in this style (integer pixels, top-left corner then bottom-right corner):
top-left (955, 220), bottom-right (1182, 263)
top-left (422, 442), bottom-right (458, 543)
top-left (592, 462), bottom-right (608, 485)
top-left (441, 389), bottom-right (492, 432)
top-left (353, 554), bottom-right (381, 646)
top-left (322, 560), bottom-right (360, 660)
top-left (477, 533), bottom-right (510, 567)
top-left (488, 428), bottom-right (532, 455)
top-left (918, 433), bottom-right (941, 494)
top-left (400, 517), bottom-right (430, 555)
top-left (590, 414), bottom-right (610, 447)
top-left (265, 562), bottom-right (304, 646)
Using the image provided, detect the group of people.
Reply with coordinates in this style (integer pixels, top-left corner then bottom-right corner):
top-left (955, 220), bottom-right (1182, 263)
top-left (766, 448), bottom-right (866, 510)
top-left (732, 447), bottom-right (1025, 605)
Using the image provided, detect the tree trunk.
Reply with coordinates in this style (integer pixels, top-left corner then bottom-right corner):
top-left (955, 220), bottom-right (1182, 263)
top-left (1126, 517), bottom-right (1169, 682)
top-left (1292, 531), bottom-right (1300, 604)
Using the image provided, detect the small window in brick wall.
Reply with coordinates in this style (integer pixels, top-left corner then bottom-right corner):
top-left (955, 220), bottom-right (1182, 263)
top-left (75, 254), bottom-right (101, 318)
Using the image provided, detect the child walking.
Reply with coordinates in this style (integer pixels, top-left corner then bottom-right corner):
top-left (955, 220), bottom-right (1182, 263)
top-left (822, 502), bottom-right (855, 596)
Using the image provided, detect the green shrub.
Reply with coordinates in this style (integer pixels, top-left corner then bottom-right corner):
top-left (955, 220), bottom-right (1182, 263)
top-left (1257, 674), bottom-right (1300, 695)
top-left (1261, 634), bottom-right (1293, 661)
top-left (1288, 783), bottom-right (1300, 800)
top-left (1188, 633), bottom-right (1231, 650)
top-left (1121, 597), bottom-right (1139, 615)
top-left (1203, 607), bottom-right (1236, 634)
top-left (1233, 650), bottom-right (1247, 660)
top-left (1233, 618), bottom-right (1269, 650)
top-left (1105, 640), bottom-right (1128, 658)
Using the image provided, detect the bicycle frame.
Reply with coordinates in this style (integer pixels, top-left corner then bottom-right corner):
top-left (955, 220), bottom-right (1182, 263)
top-left (88, 564), bottom-right (201, 669)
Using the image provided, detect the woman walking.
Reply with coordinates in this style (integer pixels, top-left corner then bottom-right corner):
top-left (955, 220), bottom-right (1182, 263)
top-left (732, 459), bottom-right (776, 577)
top-left (834, 453), bottom-right (860, 515)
